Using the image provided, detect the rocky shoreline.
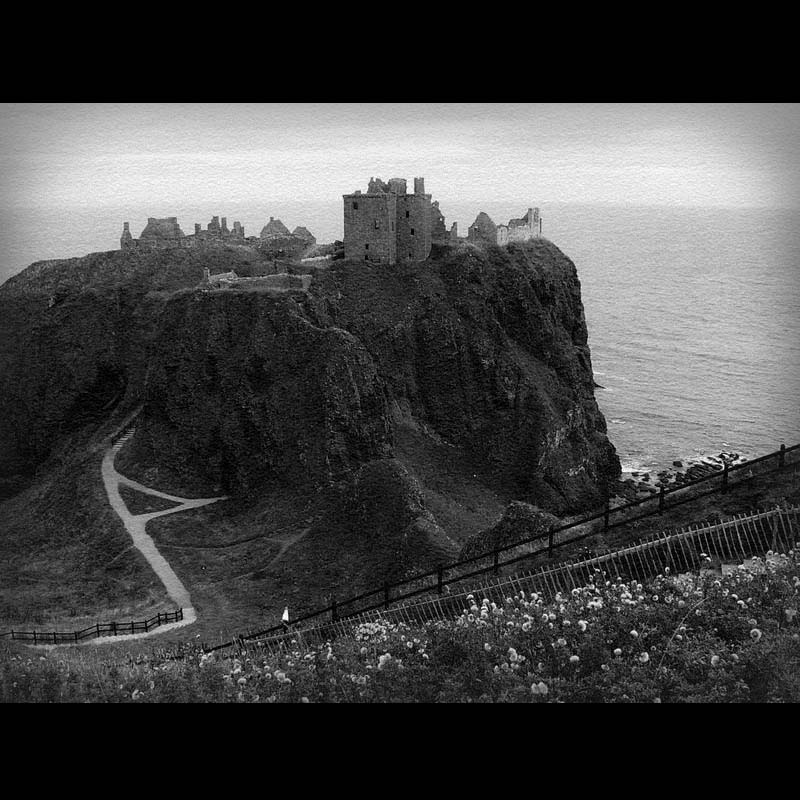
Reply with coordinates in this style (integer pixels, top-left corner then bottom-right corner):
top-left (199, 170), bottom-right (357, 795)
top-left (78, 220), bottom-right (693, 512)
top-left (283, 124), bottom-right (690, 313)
top-left (613, 451), bottom-right (748, 503)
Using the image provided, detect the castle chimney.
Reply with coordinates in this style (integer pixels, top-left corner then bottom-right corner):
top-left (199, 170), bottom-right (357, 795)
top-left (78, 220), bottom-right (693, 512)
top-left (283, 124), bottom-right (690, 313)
top-left (195, 223), bottom-right (201, 234)
top-left (414, 177), bottom-right (425, 195)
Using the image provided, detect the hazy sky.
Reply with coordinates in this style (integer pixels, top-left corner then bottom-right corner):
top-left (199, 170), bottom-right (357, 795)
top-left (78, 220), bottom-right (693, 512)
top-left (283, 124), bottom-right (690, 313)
top-left (2, 103), bottom-right (799, 210)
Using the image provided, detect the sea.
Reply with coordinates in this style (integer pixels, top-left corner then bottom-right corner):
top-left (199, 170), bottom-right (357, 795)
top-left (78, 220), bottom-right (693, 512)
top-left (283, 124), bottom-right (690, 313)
top-left (1, 201), bottom-right (798, 475)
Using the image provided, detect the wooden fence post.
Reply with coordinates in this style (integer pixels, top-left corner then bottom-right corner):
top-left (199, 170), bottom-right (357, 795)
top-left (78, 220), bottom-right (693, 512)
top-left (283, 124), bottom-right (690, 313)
top-left (779, 443), bottom-right (786, 468)
top-left (548, 528), bottom-right (554, 557)
top-left (384, 581), bottom-right (390, 609)
top-left (604, 499), bottom-right (610, 531)
top-left (493, 548), bottom-right (500, 575)
top-left (722, 463), bottom-right (729, 493)
top-left (437, 565), bottom-right (444, 595)
top-left (658, 486), bottom-right (665, 515)
top-left (331, 599), bottom-right (338, 623)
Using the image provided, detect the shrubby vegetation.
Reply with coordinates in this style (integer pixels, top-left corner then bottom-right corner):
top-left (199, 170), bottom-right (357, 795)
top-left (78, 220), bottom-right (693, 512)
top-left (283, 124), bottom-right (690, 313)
top-left (3, 551), bottom-right (799, 703)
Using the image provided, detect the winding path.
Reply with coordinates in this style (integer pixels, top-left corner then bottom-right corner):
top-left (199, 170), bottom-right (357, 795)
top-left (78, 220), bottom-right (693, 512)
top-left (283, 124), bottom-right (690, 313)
top-left (96, 428), bottom-right (228, 643)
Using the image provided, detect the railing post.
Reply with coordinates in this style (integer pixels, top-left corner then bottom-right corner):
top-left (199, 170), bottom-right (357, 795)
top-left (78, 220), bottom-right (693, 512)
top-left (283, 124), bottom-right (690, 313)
top-left (96, 623), bottom-right (100, 638)
top-left (779, 443), bottom-right (786, 468)
top-left (658, 486), bottom-right (665, 514)
top-left (437, 565), bottom-right (444, 595)
top-left (722, 462), bottom-right (729, 493)
top-left (384, 581), bottom-right (390, 609)
top-left (130, 621), bottom-right (135, 635)
top-left (493, 548), bottom-right (500, 575)
top-left (112, 621), bottom-right (117, 636)
top-left (74, 631), bottom-right (79, 644)
top-left (33, 630), bottom-right (37, 644)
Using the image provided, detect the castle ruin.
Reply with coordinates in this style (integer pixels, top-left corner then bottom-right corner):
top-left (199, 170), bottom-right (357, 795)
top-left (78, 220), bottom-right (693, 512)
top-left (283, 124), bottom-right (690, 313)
top-left (467, 208), bottom-right (542, 246)
top-left (343, 177), bottom-right (444, 265)
top-left (120, 214), bottom-right (315, 254)
top-left (201, 267), bottom-right (313, 293)
top-left (118, 181), bottom-right (542, 265)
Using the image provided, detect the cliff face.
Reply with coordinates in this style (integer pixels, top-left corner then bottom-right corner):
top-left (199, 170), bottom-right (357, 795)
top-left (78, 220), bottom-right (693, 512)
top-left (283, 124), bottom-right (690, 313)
top-left (132, 290), bottom-right (393, 495)
top-left (306, 240), bottom-right (619, 512)
top-left (0, 239), bottom-right (619, 515)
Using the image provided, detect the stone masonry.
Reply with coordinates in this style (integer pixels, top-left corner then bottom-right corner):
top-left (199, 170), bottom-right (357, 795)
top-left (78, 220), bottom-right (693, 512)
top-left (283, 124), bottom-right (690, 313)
top-left (343, 176), bottom-right (436, 265)
top-left (121, 215), bottom-right (315, 253)
top-left (468, 208), bottom-right (542, 246)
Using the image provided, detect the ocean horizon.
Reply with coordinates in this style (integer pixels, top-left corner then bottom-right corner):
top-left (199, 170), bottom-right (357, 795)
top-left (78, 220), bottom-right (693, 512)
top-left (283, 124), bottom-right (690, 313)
top-left (2, 200), bottom-right (798, 477)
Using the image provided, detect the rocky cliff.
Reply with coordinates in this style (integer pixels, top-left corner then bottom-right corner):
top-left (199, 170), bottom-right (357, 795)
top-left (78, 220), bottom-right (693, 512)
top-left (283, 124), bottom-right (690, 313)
top-left (0, 238), bottom-right (620, 615)
top-left (0, 239), bottom-right (619, 514)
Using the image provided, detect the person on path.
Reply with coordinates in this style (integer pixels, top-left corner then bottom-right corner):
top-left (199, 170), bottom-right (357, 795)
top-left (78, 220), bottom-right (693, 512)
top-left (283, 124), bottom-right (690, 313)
top-left (282, 606), bottom-right (290, 633)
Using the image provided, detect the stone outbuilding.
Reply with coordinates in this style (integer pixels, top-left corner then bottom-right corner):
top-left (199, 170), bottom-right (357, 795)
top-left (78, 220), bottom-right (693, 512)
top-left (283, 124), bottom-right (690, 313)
top-left (260, 217), bottom-right (291, 238)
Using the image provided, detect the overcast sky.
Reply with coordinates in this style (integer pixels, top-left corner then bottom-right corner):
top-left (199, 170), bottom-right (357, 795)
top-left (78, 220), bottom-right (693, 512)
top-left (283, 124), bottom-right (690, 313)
top-left (2, 103), bottom-right (799, 210)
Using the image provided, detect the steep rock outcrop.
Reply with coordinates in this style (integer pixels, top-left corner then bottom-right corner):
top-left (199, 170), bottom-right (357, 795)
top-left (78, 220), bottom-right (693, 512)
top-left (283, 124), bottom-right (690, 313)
top-left (131, 290), bottom-right (393, 495)
top-left (459, 501), bottom-right (559, 561)
top-left (306, 238), bottom-right (619, 513)
top-left (0, 238), bottom-right (619, 515)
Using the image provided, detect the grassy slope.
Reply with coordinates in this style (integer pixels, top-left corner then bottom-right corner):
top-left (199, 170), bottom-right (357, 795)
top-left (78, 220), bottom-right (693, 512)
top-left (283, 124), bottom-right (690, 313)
top-left (0, 429), bottom-right (173, 629)
top-left (3, 544), bottom-right (799, 703)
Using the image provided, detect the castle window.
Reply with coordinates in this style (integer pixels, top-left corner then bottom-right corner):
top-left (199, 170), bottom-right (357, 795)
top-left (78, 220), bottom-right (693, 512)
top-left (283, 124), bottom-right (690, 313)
top-left (391, 221), bottom-right (394, 231)
top-left (411, 228), bottom-right (415, 236)
top-left (375, 219), bottom-right (380, 229)
top-left (405, 210), bottom-right (410, 218)
top-left (365, 243), bottom-right (369, 250)
top-left (353, 202), bottom-right (359, 210)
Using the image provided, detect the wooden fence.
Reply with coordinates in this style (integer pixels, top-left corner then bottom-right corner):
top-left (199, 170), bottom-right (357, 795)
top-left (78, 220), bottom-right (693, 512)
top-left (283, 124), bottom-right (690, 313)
top-left (0, 608), bottom-right (184, 645)
top-left (235, 504), bottom-right (800, 654)
top-left (204, 441), bottom-right (799, 654)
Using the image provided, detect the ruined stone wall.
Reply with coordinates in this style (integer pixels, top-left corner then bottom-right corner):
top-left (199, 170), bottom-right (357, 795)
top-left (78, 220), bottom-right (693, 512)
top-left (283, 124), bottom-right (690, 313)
top-left (343, 193), bottom-right (397, 264)
top-left (506, 209), bottom-right (542, 242)
top-left (468, 212), bottom-right (498, 245)
top-left (430, 202), bottom-right (448, 245)
top-left (395, 193), bottom-right (431, 262)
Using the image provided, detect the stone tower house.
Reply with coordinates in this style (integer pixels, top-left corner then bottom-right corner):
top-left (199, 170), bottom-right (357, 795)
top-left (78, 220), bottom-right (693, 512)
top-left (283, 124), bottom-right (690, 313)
top-left (343, 176), bottom-right (433, 265)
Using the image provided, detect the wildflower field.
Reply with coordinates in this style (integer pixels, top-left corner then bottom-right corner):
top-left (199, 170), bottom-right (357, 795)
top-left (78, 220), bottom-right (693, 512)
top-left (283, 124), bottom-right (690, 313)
top-left (3, 551), bottom-right (799, 703)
